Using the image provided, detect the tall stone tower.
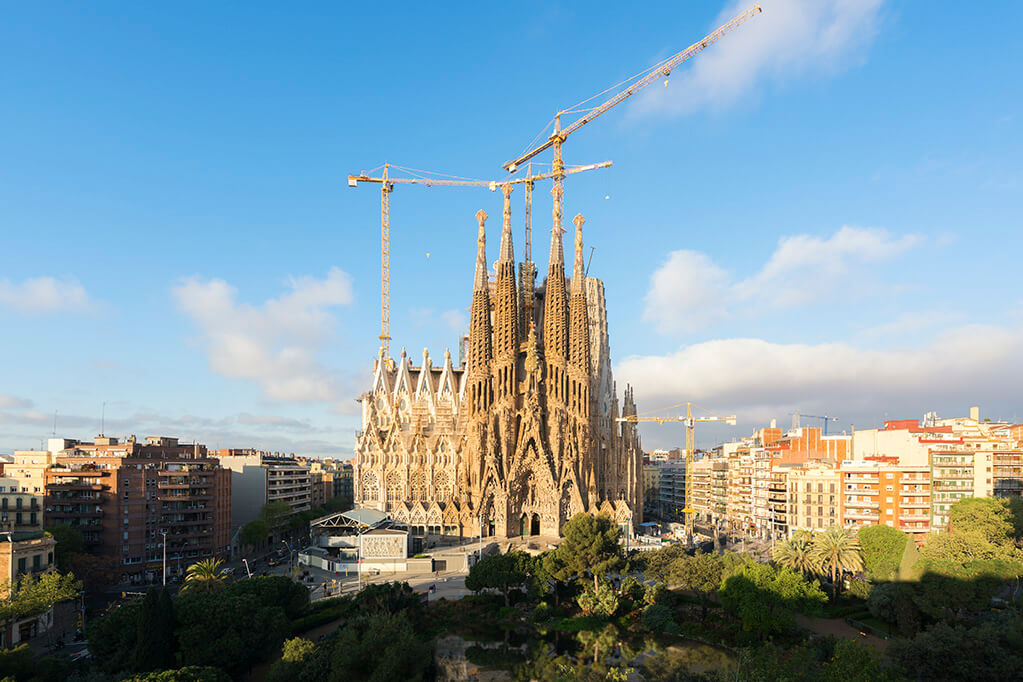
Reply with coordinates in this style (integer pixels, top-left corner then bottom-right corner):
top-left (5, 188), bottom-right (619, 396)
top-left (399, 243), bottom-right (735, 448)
top-left (353, 202), bottom-right (643, 539)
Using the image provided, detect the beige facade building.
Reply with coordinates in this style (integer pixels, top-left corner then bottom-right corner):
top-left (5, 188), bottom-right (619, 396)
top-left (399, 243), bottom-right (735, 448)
top-left (354, 208), bottom-right (643, 538)
top-left (725, 451), bottom-right (753, 532)
top-left (786, 461), bottom-right (840, 533)
top-left (0, 531), bottom-right (58, 647)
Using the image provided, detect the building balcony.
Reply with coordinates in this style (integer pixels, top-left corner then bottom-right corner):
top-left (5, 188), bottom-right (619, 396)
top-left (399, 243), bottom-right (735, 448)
top-left (845, 511), bottom-right (880, 521)
top-left (158, 493), bottom-right (212, 502)
top-left (933, 483), bottom-right (974, 492)
top-left (47, 506), bottom-right (103, 516)
top-left (47, 482), bottom-right (105, 492)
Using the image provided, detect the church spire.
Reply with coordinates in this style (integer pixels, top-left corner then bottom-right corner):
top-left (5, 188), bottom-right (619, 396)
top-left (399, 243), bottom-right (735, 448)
top-left (499, 184), bottom-right (514, 263)
top-left (569, 214), bottom-right (591, 414)
top-left (571, 213), bottom-right (586, 295)
top-left (467, 209), bottom-right (493, 415)
top-left (473, 209), bottom-right (488, 291)
top-left (494, 186), bottom-right (520, 367)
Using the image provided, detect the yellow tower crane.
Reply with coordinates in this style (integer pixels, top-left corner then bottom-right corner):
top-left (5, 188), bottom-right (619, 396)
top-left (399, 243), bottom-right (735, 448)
top-left (347, 161), bottom-right (611, 358)
top-left (501, 4), bottom-right (762, 240)
top-left (617, 403), bottom-right (736, 542)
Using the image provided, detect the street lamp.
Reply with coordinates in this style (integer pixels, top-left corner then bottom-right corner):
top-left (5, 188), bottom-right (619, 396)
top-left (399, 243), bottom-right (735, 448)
top-left (241, 558), bottom-right (252, 579)
top-left (160, 531), bottom-right (167, 587)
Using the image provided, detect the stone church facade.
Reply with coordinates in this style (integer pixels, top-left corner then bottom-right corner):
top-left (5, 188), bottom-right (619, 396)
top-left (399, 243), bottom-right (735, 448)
top-left (353, 199), bottom-right (642, 538)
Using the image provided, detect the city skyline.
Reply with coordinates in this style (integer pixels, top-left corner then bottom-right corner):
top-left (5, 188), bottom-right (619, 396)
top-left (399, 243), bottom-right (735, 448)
top-left (3, 0), bottom-right (1022, 456)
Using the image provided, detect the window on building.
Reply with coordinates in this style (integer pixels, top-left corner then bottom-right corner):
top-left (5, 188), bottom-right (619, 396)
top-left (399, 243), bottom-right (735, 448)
top-left (32, 555), bottom-right (40, 571)
top-left (17, 558), bottom-right (26, 575)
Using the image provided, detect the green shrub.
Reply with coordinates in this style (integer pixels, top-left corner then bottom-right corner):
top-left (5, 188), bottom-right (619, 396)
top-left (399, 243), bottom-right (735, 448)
top-left (847, 580), bottom-right (872, 600)
top-left (642, 604), bottom-right (675, 633)
top-left (644, 582), bottom-right (669, 606)
top-left (532, 601), bottom-right (552, 622)
top-left (619, 576), bottom-right (644, 602)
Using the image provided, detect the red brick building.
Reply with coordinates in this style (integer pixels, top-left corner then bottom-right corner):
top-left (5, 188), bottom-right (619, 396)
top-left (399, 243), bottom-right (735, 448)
top-left (45, 435), bottom-right (231, 585)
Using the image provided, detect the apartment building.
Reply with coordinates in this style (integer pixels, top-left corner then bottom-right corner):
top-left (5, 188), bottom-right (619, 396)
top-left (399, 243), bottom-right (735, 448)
top-left (751, 450), bottom-right (773, 537)
top-left (42, 436), bottom-right (231, 585)
top-left (767, 426), bottom-right (850, 464)
top-left (0, 531), bottom-right (58, 647)
top-left (930, 450), bottom-right (991, 531)
top-left (217, 450), bottom-right (311, 532)
top-left (334, 462), bottom-right (354, 505)
top-left (642, 464), bottom-right (662, 516)
top-left (656, 461), bottom-right (686, 521)
top-left (688, 458), bottom-right (712, 522)
top-left (993, 450), bottom-right (1023, 499)
top-left (726, 451), bottom-right (753, 532)
top-left (5, 448), bottom-right (58, 530)
top-left (787, 461), bottom-right (840, 533)
top-left (839, 459), bottom-right (932, 538)
top-left (0, 476), bottom-right (44, 532)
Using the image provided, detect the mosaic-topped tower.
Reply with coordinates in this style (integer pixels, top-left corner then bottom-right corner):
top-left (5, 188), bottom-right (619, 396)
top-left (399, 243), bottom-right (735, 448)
top-left (353, 199), bottom-right (642, 538)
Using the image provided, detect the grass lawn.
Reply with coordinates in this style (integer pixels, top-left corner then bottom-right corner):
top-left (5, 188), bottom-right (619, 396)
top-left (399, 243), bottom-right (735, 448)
top-left (898, 537), bottom-right (921, 581)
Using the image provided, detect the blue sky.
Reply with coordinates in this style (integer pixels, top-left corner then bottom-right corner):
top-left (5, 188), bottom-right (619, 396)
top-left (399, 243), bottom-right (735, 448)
top-left (1, 1), bottom-right (1021, 455)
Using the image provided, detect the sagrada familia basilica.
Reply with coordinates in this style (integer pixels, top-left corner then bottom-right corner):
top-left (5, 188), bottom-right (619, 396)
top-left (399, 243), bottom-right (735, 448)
top-left (353, 194), bottom-right (643, 538)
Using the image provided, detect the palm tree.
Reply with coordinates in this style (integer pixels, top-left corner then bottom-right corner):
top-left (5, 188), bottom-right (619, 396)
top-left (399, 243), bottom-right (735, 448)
top-left (810, 526), bottom-right (864, 599)
top-left (771, 535), bottom-right (817, 576)
top-left (182, 558), bottom-right (227, 594)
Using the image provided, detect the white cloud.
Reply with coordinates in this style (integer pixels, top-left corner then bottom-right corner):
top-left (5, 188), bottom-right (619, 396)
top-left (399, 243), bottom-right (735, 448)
top-left (0, 395), bottom-right (33, 409)
top-left (0, 276), bottom-right (93, 314)
top-left (172, 267), bottom-right (354, 403)
top-left (440, 309), bottom-right (468, 336)
top-left (643, 226), bottom-right (921, 334)
top-left (629, 0), bottom-right (885, 117)
top-left (616, 323), bottom-right (1023, 436)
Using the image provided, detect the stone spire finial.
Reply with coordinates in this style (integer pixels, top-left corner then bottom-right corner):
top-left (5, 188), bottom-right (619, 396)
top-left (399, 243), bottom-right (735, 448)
top-left (474, 209), bottom-right (488, 291)
top-left (499, 185), bottom-right (514, 262)
top-left (572, 214), bottom-right (585, 294)
top-left (549, 218), bottom-right (565, 267)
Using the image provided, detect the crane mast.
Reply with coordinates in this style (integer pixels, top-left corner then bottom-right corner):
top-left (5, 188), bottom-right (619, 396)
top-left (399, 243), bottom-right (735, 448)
top-left (348, 161), bottom-right (611, 358)
top-left (618, 403), bottom-right (736, 542)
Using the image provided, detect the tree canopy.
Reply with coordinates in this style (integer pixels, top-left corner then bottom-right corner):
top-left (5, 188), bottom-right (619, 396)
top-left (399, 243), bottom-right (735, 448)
top-left (669, 552), bottom-right (723, 620)
top-left (465, 551), bottom-right (531, 606)
top-left (719, 557), bottom-right (827, 638)
top-left (553, 512), bottom-right (622, 592)
top-left (239, 519), bottom-right (270, 547)
top-left (182, 558), bottom-right (227, 595)
top-left (262, 500), bottom-right (292, 530)
top-left (44, 524), bottom-right (84, 572)
top-left (857, 524), bottom-right (908, 581)
top-left (810, 526), bottom-right (864, 598)
top-left (0, 571), bottom-right (80, 626)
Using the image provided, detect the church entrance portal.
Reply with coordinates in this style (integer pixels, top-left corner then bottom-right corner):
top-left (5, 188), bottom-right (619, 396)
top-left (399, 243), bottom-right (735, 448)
top-left (530, 513), bottom-right (540, 536)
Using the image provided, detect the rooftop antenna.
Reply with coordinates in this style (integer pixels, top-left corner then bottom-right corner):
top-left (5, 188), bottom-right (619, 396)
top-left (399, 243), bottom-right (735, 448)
top-left (52, 410), bottom-right (57, 437)
top-left (101, 401), bottom-right (106, 437)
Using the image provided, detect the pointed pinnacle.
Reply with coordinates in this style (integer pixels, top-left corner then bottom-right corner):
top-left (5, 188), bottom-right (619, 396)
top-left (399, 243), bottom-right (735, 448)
top-left (474, 209), bottom-right (489, 291)
top-left (572, 214), bottom-right (586, 292)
